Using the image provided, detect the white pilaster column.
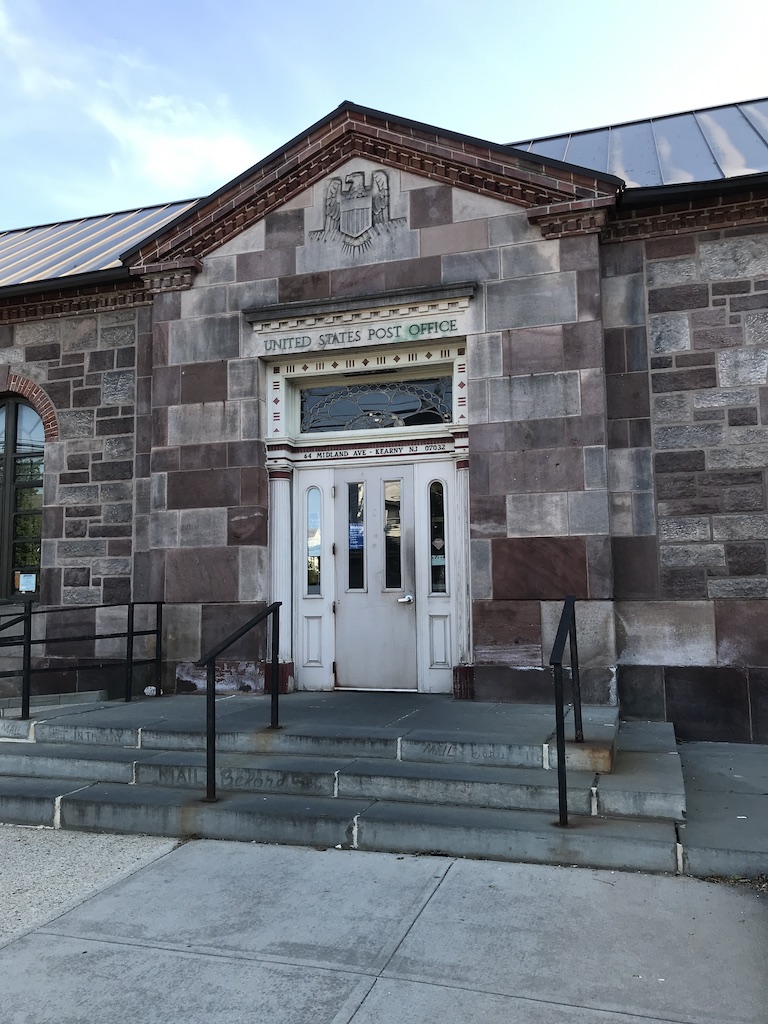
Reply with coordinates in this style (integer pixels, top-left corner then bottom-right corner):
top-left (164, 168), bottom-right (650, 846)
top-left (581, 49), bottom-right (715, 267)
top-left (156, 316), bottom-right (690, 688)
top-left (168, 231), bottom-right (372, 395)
top-left (269, 466), bottom-right (293, 664)
top-left (455, 457), bottom-right (472, 665)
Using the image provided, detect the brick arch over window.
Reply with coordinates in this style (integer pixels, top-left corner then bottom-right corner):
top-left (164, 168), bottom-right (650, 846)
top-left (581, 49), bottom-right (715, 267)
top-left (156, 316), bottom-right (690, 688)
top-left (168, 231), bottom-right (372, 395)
top-left (0, 367), bottom-right (59, 441)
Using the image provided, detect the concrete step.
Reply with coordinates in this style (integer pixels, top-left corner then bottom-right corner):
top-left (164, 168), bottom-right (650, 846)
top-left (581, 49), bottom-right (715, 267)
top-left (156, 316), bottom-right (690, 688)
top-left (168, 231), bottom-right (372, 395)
top-left (0, 776), bottom-right (680, 873)
top-left (0, 742), bottom-right (595, 814)
top-left (0, 690), bottom-right (109, 715)
top-left (0, 703), bottom-right (619, 772)
top-left (0, 735), bottom-right (685, 820)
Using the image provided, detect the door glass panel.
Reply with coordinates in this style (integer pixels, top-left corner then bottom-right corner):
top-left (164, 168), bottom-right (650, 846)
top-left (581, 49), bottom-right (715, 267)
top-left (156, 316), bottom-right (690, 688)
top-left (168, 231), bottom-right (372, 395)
top-left (429, 481), bottom-right (447, 594)
top-left (306, 487), bottom-right (321, 595)
top-left (347, 482), bottom-right (365, 590)
top-left (383, 480), bottom-right (402, 589)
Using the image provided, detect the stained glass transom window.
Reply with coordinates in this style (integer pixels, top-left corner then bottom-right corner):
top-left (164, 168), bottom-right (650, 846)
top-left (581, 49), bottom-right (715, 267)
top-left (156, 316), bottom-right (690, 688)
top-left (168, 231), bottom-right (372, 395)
top-left (300, 377), bottom-right (452, 433)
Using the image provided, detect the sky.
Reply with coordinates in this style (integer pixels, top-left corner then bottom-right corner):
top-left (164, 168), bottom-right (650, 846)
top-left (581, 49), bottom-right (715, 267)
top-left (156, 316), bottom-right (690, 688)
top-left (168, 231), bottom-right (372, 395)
top-left (1, 0), bottom-right (767, 231)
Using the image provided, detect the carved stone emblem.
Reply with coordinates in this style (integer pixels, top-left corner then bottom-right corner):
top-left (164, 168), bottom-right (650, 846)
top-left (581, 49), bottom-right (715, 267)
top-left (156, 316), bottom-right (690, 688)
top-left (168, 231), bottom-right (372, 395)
top-left (310, 170), bottom-right (406, 254)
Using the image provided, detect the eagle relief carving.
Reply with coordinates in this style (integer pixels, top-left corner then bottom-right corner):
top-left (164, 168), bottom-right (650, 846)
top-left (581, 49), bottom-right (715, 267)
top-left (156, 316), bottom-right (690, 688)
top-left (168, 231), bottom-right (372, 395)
top-left (310, 170), bottom-right (406, 254)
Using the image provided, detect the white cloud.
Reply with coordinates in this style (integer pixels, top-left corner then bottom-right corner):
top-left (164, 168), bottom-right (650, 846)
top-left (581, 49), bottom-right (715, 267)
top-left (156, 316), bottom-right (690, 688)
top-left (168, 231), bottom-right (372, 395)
top-left (0, 0), bottom-right (262, 220)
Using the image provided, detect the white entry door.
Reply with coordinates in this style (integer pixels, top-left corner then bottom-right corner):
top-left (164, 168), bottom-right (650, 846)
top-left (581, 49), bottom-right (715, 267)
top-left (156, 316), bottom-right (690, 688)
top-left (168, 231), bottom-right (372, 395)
top-left (333, 464), bottom-right (417, 689)
top-left (293, 459), bottom-right (458, 692)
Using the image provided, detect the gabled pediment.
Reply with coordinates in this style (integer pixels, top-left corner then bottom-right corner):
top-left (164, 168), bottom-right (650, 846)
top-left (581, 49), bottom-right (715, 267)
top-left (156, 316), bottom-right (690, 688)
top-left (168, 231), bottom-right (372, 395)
top-left (123, 102), bottom-right (621, 272)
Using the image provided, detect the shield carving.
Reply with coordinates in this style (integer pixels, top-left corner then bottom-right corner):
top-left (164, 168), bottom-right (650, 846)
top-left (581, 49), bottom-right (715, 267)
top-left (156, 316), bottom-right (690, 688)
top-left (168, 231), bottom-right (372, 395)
top-left (339, 174), bottom-right (373, 238)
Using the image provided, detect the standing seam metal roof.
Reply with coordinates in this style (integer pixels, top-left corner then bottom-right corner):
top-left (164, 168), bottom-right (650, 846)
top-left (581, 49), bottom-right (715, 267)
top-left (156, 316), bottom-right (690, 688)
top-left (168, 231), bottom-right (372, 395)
top-left (510, 98), bottom-right (768, 189)
top-left (0, 200), bottom-right (197, 289)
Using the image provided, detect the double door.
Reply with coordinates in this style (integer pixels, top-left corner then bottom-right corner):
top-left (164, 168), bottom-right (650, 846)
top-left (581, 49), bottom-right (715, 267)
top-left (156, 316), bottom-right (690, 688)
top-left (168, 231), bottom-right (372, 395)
top-left (295, 460), bottom-right (455, 691)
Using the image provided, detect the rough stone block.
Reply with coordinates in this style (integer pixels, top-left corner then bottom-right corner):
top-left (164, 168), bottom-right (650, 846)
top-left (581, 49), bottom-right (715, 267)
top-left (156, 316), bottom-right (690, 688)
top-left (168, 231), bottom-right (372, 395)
top-left (505, 492), bottom-right (568, 537)
top-left (57, 410), bottom-right (95, 439)
top-left (707, 577), bottom-right (768, 598)
top-left (717, 348), bottom-right (768, 386)
top-left (700, 236), bottom-right (768, 280)
top-left (645, 257), bottom-right (698, 288)
top-left (488, 371), bottom-right (580, 421)
top-left (654, 424), bottom-right (725, 449)
top-left (486, 274), bottom-right (577, 330)
top-left (660, 544), bottom-right (726, 567)
top-left (653, 393), bottom-right (691, 422)
top-left (602, 275), bottom-right (645, 327)
top-left (651, 367), bottom-right (717, 392)
top-left (706, 446), bottom-right (768, 469)
top-left (164, 604), bottom-right (202, 661)
top-left (745, 311), bottom-right (768, 346)
top-left (658, 517), bottom-right (711, 542)
top-left (694, 386), bottom-right (758, 408)
top-left (616, 601), bottom-right (716, 666)
top-left (648, 284), bottom-right (709, 313)
top-left (649, 313), bottom-right (690, 353)
top-left (712, 514), bottom-right (768, 540)
top-left (167, 403), bottom-right (240, 446)
top-left (102, 370), bottom-right (135, 404)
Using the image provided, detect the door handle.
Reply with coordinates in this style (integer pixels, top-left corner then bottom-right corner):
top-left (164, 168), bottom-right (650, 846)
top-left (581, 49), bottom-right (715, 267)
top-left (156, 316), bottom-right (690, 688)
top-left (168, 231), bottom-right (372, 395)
top-left (397, 594), bottom-right (414, 604)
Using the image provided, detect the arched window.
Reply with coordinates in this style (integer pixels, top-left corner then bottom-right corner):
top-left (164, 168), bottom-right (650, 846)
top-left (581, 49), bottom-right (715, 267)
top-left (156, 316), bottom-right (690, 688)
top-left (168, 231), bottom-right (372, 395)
top-left (0, 399), bottom-right (44, 598)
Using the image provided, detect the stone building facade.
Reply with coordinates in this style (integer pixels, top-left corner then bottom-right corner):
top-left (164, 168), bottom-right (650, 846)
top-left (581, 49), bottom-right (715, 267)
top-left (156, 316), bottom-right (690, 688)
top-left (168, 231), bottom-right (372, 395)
top-left (2, 100), bottom-right (767, 741)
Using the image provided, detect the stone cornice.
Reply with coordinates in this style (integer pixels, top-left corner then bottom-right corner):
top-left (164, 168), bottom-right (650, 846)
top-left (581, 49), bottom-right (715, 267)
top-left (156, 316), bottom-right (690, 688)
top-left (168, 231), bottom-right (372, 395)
top-left (527, 196), bottom-right (615, 238)
top-left (603, 192), bottom-right (768, 242)
top-left (0, 279), bottom-right (149, 325)
top-left (129, 258), bottom-right (203, 293)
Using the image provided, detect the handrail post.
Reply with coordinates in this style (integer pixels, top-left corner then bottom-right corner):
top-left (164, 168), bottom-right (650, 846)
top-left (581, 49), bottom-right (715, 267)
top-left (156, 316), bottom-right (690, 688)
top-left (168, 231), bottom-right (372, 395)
top-left (270, 604), bottom-right (280, 729)
top-left (553, 661), bottom-right (569, 827)
top-left (124, 602), bottom-right (135, 702)
top-left (155, 602), bottom-right (163, 696)
top-left (205, 660), bottom-right (217, 801)
top-left (568, 612), bottom-right (584, 743)
top-left (21, 600), bottom-right (32, 721)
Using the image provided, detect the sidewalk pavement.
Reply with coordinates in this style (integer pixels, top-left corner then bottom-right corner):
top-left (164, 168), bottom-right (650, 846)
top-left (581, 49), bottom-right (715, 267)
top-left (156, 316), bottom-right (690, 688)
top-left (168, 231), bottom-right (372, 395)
top-left (0, 834), bottom-right (766, 1024)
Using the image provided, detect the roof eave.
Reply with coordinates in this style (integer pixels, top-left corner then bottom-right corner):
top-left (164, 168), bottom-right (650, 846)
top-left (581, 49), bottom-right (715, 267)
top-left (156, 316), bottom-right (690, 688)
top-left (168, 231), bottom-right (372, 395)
top-left (620, 171), bottom-right (768, 208)
top-left (0, 266), bottom-right (133, 300)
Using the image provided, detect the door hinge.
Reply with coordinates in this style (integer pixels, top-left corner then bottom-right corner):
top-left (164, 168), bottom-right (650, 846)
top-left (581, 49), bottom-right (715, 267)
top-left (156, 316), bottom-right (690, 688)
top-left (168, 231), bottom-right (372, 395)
top-left (332, 542), bottom-right (336, 556)
top-left (331, 486), bottom-right (336, 498)
top-left (332, 601), bottom-right (336, 614)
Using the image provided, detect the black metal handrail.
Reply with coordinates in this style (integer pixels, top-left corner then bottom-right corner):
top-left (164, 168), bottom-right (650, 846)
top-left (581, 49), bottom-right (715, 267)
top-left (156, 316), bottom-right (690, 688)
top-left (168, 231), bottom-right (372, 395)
top-left (548, 594), bottom-right (584, 827)
top-left (196, 601), bottom-right (281, 802)
top-left (0, 600), bottom-right (163, 719)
